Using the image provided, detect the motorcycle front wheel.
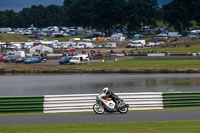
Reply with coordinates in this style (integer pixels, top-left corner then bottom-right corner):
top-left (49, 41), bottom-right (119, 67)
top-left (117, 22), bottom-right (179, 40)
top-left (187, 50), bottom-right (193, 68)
top-left (93, 103), bottom-right (105, 114)
top-left (117, 102), bottom-right (128, 114)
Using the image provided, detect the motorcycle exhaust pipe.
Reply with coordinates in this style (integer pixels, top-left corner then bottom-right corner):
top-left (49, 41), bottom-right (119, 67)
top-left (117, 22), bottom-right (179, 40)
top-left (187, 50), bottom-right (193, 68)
top-left (119, 104), bottom-right (129, 109)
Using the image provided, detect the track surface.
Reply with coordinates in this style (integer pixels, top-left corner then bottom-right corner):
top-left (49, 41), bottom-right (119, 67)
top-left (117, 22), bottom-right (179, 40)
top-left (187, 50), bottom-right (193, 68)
top-left (0, 110), bottom-right (200, 126)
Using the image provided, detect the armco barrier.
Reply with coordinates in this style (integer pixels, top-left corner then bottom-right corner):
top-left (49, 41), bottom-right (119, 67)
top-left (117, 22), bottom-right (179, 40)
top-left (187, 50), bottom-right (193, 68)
top-left (163, 92), bottom-right (200, 108)
top-left (0, 96), bottom-right (44, 113)
top-left (43, 92), bottom-right (163, 113)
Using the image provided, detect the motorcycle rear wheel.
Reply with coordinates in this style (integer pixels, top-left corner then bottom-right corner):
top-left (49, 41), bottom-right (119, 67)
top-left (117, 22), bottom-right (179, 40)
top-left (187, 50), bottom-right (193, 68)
top-left (93, 103), bottom-right (105, 114)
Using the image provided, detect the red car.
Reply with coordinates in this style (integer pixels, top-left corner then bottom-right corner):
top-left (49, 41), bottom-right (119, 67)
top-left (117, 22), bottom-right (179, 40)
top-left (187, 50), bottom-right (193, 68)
top-left (65, 48), bottom-right (76, 52)
top-left (0, 54), bottom-right (3, 62)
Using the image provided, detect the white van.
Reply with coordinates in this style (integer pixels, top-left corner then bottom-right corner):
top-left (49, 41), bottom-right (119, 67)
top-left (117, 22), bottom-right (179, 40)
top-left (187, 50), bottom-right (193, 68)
top-left (127, 40), bottom-right (146, 48)
top-left (70, 54), bottom-right (89, 64)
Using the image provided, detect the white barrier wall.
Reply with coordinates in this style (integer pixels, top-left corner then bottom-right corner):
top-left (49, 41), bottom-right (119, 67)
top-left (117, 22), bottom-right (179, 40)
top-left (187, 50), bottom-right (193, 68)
top-left (43, 92), bottom-right (163, 113)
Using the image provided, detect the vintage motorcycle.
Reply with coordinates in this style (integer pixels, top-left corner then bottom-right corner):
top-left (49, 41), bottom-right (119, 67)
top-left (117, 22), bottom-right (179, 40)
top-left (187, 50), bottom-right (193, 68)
top-left (93, 93), bottom-right (129, 114)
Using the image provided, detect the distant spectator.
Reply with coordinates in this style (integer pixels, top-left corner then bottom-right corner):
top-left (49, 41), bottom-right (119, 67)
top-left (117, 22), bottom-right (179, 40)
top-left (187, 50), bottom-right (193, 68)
top-left (186, 44), bottom-right (190, 48)
top-left (130, 50), bottom-right (134, 55)
top-left (188, 51), bottom-right (192, 56)
top-left (122, 50), bottom-right (127, 56)
top-left (197, 51), bottom-right (200, 56)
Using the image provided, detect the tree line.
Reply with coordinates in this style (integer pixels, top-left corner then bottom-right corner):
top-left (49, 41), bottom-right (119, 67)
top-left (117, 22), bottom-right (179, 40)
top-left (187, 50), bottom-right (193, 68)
top-left (0, 0), bottom-right (200, 34)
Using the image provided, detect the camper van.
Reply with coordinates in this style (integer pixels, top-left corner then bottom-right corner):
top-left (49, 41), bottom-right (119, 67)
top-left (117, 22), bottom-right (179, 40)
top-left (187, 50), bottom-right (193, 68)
top-left (126, 40), bottom-right (146, 48)
top-left (61, 42), bottom-right (76, 49)
top-left (157, 33), bottom-right (168, 39)
top-left (7, 51), bottom-right (25, 57)
top-left (24, 42), bottom-right (34, 49)
top-left (70, 54), bottom-right (89, 64)
top-left (74, 42), bottom-right (94, 49)
top-left (104, 43), bottom-right (117, 48)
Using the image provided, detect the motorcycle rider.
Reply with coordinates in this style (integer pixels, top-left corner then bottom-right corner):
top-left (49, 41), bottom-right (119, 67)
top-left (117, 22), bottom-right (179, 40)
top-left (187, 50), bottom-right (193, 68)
top-left (102, 87), bottom-right (119, 109)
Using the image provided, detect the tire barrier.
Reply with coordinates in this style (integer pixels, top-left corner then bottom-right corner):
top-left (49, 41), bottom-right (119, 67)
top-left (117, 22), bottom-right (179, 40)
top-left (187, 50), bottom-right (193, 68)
top-left (163, 92), bottom-right (200, 108)
top-left (0, 96), bottom-right (44, 113)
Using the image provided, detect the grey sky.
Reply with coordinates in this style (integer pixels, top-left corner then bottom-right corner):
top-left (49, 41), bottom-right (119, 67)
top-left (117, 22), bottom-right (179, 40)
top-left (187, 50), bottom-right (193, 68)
top-left (0, 0), bottom-right (172, 12)
top-left (0, 0), bottom-right (64, 12)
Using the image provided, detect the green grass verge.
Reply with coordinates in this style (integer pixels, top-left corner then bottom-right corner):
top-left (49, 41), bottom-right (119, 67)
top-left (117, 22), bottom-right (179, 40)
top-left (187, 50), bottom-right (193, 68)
top-left (75, 59), bottom-right (200, 70)
top-left (0, 121), bottom-right (200, 133)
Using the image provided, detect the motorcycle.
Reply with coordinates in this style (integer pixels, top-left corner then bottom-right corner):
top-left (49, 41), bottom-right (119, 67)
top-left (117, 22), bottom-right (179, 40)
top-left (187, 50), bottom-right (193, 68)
top-left (93, 93), bottom-right (129, 114)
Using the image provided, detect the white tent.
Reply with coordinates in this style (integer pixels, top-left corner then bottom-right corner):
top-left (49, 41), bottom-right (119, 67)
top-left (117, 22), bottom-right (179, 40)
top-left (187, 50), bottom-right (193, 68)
top-left (29, 44), bottom-right (53, 54)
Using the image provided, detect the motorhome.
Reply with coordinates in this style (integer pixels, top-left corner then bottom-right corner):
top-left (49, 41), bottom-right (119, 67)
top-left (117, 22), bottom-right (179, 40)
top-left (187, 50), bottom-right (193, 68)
top-left (70, 54), bottom-right (89, 64)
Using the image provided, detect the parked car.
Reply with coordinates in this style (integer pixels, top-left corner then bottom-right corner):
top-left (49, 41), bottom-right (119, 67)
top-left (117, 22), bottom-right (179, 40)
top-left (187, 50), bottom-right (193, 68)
top-left (3, 55), bottom-right (21, 63)
top-left (0, 54), bottom-right (3, 62)
top-left (65, 48), bottom-right (76, 52)
top-left (15, 57), bottom-right (27, 63)
top-left (24, 57), bottom-right (41, 64)
top-left (59, 56), bottom-right (73, 65)
top-left (94, 44), bottom-right (104, 48)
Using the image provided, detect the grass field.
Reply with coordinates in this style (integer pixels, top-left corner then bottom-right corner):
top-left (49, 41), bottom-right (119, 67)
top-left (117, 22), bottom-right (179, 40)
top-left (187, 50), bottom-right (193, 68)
top-left (0, 33), bottom-right (32, 42)
top-left (0, 121), bottom-right (200, 133)
top-left (1, 59), bottom-right (200, 72)
top-left (75, 59), bottom-right (200, 71)
top-left (142, 39), bottom-right (200, 54)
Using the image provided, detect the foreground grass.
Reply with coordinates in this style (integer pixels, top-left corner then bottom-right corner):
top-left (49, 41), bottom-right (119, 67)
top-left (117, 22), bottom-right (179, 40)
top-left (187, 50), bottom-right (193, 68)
top-left (0, 121), bottom-right (200, 133)
top-left (75, 59), bottom-right (200, 71)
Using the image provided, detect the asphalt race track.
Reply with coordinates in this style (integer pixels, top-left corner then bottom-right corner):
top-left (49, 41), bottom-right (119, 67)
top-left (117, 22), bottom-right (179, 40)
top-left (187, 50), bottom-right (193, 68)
top-left (0, 110), bottom-right (200, 126)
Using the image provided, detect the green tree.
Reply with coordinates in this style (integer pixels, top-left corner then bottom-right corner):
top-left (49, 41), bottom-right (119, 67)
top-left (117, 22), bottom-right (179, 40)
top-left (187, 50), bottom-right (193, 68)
top-left (66, 0), bottom-right (94, 28)
top-left (191, 0), bottom-right (200, 27)
top-left (92, 0), bottom-right (127, 35)
top-left (0, 10), bottom-right (19, 28)
top-left (162, 0), bottom-right (193, 34)
top-left (126, 0), bottom-right (158, 34)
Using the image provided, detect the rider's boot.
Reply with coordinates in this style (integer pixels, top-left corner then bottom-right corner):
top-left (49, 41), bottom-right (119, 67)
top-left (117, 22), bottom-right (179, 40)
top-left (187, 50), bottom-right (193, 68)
top-left (115, 104), bottom-right (119, 109)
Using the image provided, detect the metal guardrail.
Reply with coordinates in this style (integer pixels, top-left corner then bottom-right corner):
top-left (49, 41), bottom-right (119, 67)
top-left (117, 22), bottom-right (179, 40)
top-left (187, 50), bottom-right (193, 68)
top-left (43, 92), bottom-right (164, 113)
